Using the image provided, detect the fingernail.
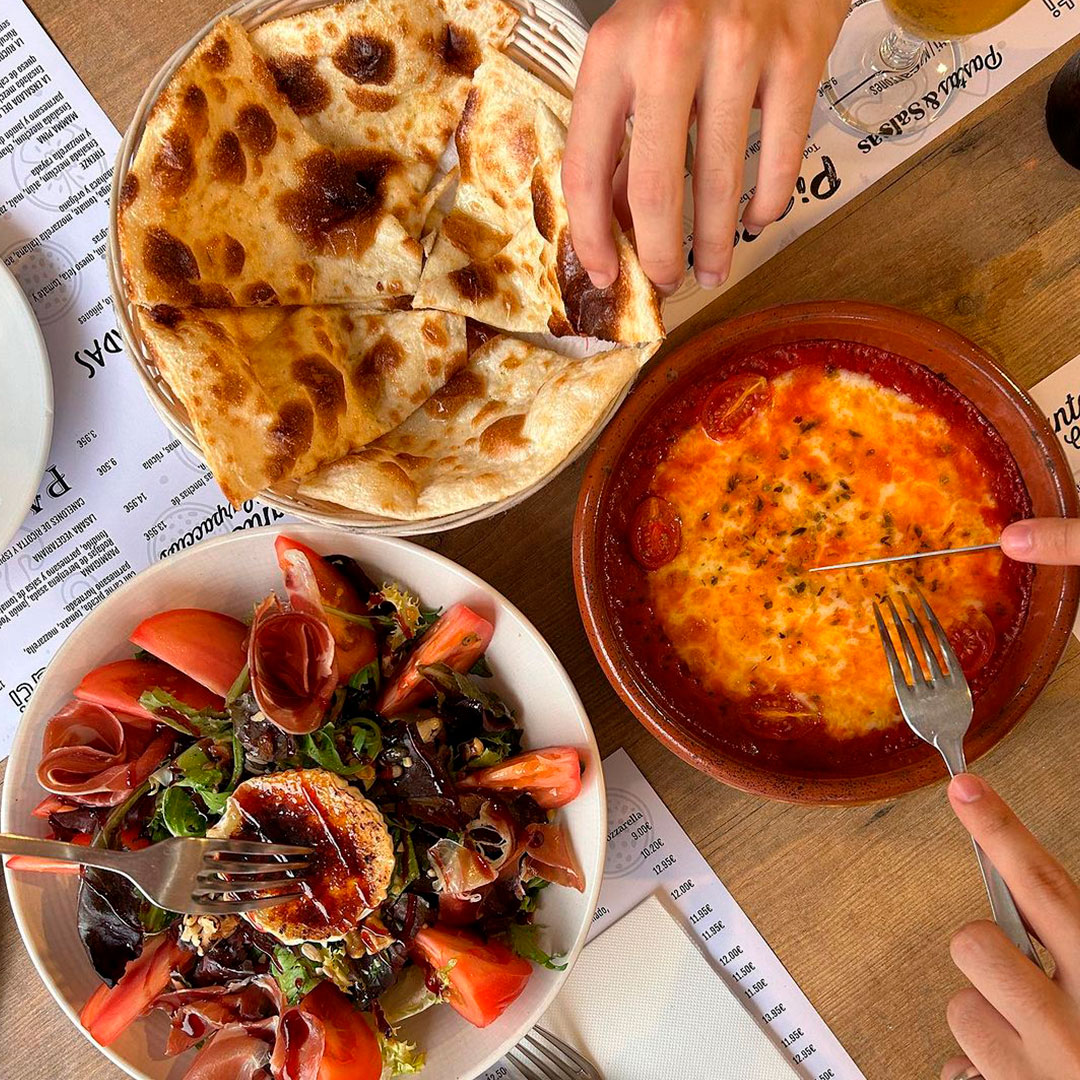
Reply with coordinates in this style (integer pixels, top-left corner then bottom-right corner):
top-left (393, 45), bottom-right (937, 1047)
top-left (655, 281), bottom-right (680, 297)
top-left (1000, 521), bottom-right (1032, 557)
top-left (587, 269), bottom-right (617, 289)
top-left (743, 224), bottom-right (763, 238)
top-left (951, 774), bottom-right (985, 803)
top-left (695, 270), bottom-right (725, 290)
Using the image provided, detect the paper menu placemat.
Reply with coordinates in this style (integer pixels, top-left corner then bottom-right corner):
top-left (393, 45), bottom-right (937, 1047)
top-left (663, 1), bottom-right (1080, 328)
top-left (480, 749), bottom-right (864, 1080)
top-left (540, 893), bottom-right (797, 1080)
top-left (0, 1), bottom-right (292, 755)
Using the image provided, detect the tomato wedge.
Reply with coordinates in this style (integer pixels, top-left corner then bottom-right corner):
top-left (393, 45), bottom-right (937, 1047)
top-left (701, 374), bottom-right (771, 439)
top-left (8, 827), bottom-right (92, 874)
top-left (629, 495), bottom-right (682, 571)
top-left (81, 932), bottom-right (192, 1046)
top-left (458, 747), bottom-right (583, 809)
top-left (413, 926), bottom-right (532, 1028)
top-left (378, 603), bottom-right (494, 717)
top-left (74, 658), bottom-right (224, 722)
top-left (298, 982), bottom-right (382, 1080)
top-left (275, 536), bottom-right (377, 679)
top-left (948, 610), bottom-right (997, 678)
top-left (130, 609), bottom-right (248, 698)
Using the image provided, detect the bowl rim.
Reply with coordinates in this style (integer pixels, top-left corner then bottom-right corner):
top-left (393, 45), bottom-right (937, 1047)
top-left (105, 0), bottom-right (626, 537)
top-left (573, 299), bottom-right (1080, 805)
top-left (2, 525), bottom-right (606, 1080)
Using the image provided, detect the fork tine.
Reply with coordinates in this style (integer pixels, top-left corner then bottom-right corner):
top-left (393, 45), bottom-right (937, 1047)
top-left (190, 887), bottom-right (305, 913)
top-left (505, 1051), bottom-right (546, 1080)
top-left (531, 1029), bottom-right (593, 1076)
top-left (508, 1042), bottom-right (562, 1080)
top-left (201, 858), bottom-right (311, 876)
top-left (914, 585), bottom-right (965, 678)
top-left (901, 593), bottom-right (946, 681)
top-left (189, 890), bottom-right (305, 915)
top-left (873, 600), bottom-right (912, 692)
top-left (196, 867), bottom-right (306, 887)
top-left (883, 594), bottom-right (927, 686)
top-left (203, 840), bottom-right (313, 858)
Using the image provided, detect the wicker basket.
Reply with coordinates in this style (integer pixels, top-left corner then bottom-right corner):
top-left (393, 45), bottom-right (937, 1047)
top-left (106, 0), bottom-right (618, 536)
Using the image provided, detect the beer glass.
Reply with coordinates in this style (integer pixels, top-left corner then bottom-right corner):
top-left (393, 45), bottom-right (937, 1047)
top-left (822, 0), bottom-right (1030, 136)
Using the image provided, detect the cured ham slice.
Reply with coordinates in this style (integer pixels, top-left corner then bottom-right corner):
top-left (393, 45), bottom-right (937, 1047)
top-left (248, 595), bottom-right (337, 734)
top-left (36, 701), bottom-right (174, 807)
top-left (520, 822), bottom-right (584, 893)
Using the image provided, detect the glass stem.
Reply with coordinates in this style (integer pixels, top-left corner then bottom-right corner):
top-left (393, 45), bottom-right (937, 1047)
top-left (879, 27), bottom-right (928, 72)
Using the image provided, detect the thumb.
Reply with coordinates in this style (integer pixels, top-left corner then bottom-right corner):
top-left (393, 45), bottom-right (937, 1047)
top-left (1000, 517), bottom-right (1080, 565)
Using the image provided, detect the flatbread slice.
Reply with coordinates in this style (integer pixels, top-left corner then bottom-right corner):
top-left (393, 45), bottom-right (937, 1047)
top-left (140, 305), bottom-right (466, 505)
top-left (530, 103), bottom-right (665, 344)
top-left (414, 210), bottom-right (566, 333)
top-left (454, 48), bottom-right (572, 236)
top-left (118, 17), bottom-right (422, 308)
top-left (414, 85), bottom-right (663, 343)
top-left (298, 335), bottom-right (657, 519)
top-left (250, 0), bottom-right (518, 235)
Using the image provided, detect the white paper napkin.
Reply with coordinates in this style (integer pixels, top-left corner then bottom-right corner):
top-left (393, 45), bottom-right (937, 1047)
top-left (540, 894), bottom-right (797, 1080)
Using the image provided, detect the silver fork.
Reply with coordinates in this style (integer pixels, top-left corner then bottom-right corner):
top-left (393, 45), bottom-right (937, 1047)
top-left (872, 590), bottom-right (1043, 969)
top-left (2, 834), bottom-right (312, 915)
top-left (506, 1027), bottom-right (601, 1080)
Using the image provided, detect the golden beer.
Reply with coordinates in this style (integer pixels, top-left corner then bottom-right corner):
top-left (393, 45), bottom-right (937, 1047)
top-left (885, 0), bottom-right (1030, 37)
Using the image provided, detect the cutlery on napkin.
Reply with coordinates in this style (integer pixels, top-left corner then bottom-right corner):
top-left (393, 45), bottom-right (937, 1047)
top-left (540, 894), bottom-right (797, 1079)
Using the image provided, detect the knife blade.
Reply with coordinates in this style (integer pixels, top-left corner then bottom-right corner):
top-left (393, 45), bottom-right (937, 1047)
top-left (808, 542), bottom-right (1001, 574)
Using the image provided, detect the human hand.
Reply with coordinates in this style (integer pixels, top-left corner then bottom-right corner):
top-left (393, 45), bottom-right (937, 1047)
top-left (1001, 518), bottom-right (1080, 565)
top-left (941, 773), bottom-right (1080, 1080)
top-left (562, 0), bottom-right (848, 293)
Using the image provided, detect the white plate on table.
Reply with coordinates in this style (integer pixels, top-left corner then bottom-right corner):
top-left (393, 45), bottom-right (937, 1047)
top-left (0, 259), bottom-right (53, 551)
top-left (2, 525), bottom-right (606, 1080)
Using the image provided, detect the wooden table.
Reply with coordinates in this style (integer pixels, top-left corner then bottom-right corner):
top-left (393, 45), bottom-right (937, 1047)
top-left (4, 3), bottom-right (1080, 1077)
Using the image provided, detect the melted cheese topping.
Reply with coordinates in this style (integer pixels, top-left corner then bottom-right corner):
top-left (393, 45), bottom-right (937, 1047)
top-left (648, 367), bottom-right (1011, 739)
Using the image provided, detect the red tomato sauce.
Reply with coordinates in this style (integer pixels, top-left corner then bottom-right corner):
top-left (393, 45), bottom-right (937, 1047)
top-left (598, 340), bottom-right (1034, 778)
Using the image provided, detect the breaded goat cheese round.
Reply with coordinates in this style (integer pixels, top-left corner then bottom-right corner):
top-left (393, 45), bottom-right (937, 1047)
top-left (210, 768), bottom-right (395, 944)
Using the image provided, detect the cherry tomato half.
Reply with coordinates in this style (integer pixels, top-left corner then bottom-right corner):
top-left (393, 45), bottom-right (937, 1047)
top-left (629, 496), bottom-right (682, 571)
top-left (948, 610), bottom-right (996, 679)
top-left (701, 374), bottom-right (771, 440)
top-left (743, 692), bottom-right (822, 741)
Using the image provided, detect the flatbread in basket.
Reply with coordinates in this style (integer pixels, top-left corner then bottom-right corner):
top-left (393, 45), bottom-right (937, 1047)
top-left (117, 0), bottom-right (667, 524)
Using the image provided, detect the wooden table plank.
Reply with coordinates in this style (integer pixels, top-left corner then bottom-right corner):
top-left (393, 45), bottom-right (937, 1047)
top-left (7, 2), bottom-right (1080, 1076)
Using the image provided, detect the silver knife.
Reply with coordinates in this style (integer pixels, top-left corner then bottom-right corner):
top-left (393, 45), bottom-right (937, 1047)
top-left (809, 542), bottom-right (1001, 574)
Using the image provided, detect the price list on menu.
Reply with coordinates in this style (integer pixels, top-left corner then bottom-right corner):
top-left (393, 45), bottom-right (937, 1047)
top-left (480, 749), bottom-right (864, 1080)
top-left (0, 1), bottom-right (290, 757)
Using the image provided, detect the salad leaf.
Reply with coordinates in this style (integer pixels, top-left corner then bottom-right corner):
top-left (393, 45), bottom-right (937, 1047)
top-left (377, 584), bottom-right (439, 651)
top-left (378, 1031), bottom-right (426, 1076)
top-left (352, 941), bottom-right (409, 1009)
top-left (351, 717), bottom-right (383, 761)
top-left (349, 661), bottom-right (380, 695)
top-left (418, 664), bottom-right (513, 724)
top-left (379, 965), bottom-right (443, 1025)
top-left (469, 654), bottom-right (494, 678)
top-left (160, 786), bottom-right (208, 837)
top-left (323, 605), bottom-right (398, 631)
top-left (270, 945), bottom-right (323, 1005)
top-left (504, 922), bottom-right (566, 971)
top-left (224, 663), bottom-right (250, 706)
top-left (388, 825), bottom-right (419, 897)
top-left (170, 739), bottom-right (238, 815)
top-left (230, 691), bottom-right (296, 771)
top-left (297, 724), bottom-right (374, 781)
top-left (77, 867), bottom-right (145, 985)
top-left (518, 877), bottom-right (549, 915)
top-left (376, 724), bottom-right (465, 829)
top-left (139, 688), bottom-right (229, 737)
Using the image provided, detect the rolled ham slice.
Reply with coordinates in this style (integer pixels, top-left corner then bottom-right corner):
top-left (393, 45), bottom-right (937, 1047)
top-left (247, 595), bottom-right (337, 735)
top-left (36, 700), bottom-right (173, 807)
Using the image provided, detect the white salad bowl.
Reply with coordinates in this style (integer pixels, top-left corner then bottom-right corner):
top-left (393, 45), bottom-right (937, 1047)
top-left (2, 525), bottom-right (606, 1080)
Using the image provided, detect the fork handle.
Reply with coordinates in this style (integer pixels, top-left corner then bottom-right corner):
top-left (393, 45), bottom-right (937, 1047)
top-left (1, 833), bottom-right (134, 873)
top-left (935, 747), bottom-right (1045, 971)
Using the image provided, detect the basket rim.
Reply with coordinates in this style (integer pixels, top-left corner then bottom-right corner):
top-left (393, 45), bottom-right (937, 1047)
top-left (107, 0), bottom-right (638, 536)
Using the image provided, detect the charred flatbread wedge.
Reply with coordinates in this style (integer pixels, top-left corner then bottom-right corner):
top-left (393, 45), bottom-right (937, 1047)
top-left (414, 73), bottom-right (663, 343)
top-left (298, 334), bottom-right (657, 519)
top-left (140, 305), bottom-right (466, 505)
top-left (118, 17), bottom-right (422, 308)
top-left (530, 103), bottom-right (665, 344)
top-left (249, 0), bottom-right (518, 235)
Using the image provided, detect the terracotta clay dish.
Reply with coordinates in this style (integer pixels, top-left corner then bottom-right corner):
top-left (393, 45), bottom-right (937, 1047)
top-left (574, 301), bottom-right (1080, 804)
